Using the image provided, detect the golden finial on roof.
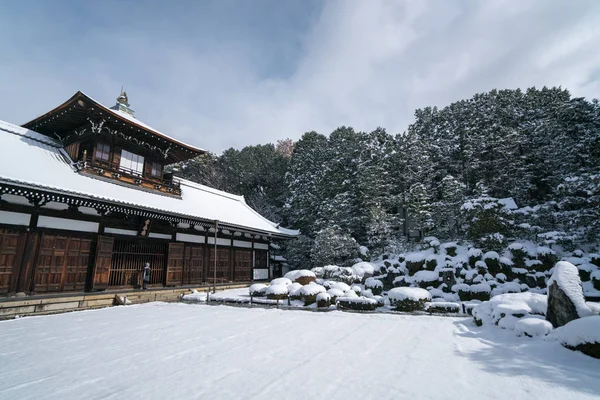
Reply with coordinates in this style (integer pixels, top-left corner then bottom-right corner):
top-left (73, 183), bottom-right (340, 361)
top-left (116, 87), bottom-right (129, 107)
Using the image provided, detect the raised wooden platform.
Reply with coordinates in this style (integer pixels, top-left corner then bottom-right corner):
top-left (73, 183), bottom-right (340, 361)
top-left (0, 283), bottom-right (251, 320)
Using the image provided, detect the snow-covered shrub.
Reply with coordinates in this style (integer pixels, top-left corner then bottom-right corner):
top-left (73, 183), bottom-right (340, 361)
top-left (352, 262), bottom-right (375, 282)
top-left (270, 277), bottom-right (292, 287)
top-left (483, 251), bottom-right (501, 275)
top-left (350, 285), bottom-right (362, 296)
top-left (468, 248), bottom-right (482, 268)
top-left (592, 270), bottom-right (600, 291)
top-left (515, 318), bottom-right (553, 337)
top-left (442, 242), bottom-right (458, 257)
top-left (299, 283), bottom-right (326, 305)
top-left (331, 281), bottom-right (351, 292)
top-left (287, 282), bottom-right (303, 299)
top-left (326, 288), bottom-right (345, 302)
top-left (577, 263), bottom-right (597, 282)
top-left (424, 255), bottom-right (437, 271)
top-left (249, 283), bottom-right (268, 297)
top-left (405, 252), bottom-right (427, 274)
top-left (537, 246), bottom-right (557, 271)
top-left (266, 284), bottom-right (289, 300)
top-left (591, 253), bottom-right (600, 267)
top-left (551, 316), bottom-right (600, 359)
top-left (414, 270), bottom-right (439, 289)
top-left (336, 296), bottom-right (378, 311)
top-left (365, 277), bottom-right (384, 295)
top-left (425, 302), bottom-right (460, 314)
top-left (314, 265), bottom-right (359, 284)
top-left (285, 269), bottom-right (316, 285)
top-left (316, 292), bottom-right (331, 308)
top-left (343, 289), bottom-right (359, 298)
top-left (388, 287), bottom-right (431, 312)
top-left (508, 243), bottom-right (528, 268)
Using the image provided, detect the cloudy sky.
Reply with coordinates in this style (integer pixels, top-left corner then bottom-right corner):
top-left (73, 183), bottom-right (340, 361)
top-left (1, 0), bottom-right (599, 153)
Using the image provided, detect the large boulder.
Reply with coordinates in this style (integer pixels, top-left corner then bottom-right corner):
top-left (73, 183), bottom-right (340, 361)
top-left (546, 261), bottom-right (594, 328)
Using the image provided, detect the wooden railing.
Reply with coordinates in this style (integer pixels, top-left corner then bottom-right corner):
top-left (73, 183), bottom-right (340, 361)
top-left (77, 157), bottom-right (181, 196)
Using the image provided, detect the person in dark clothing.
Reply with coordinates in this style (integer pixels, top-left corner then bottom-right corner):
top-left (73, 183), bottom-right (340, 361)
top-left (142, 263), bottom-right (151, 290)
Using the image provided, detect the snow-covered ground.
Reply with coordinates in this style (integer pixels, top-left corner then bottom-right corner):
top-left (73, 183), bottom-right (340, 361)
top-left (1, 304), bottom-right (599, 399)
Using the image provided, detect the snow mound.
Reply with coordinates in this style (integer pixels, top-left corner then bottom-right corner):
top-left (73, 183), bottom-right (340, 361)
top-left (515, 318), bottom-right (553, 337)
top-left (343, 289), bottom-right (359, 298)
top-left (551, 316), bottom-right (600, 347)
top-left (388, 287), bottom-right (431, 302)
top-left (548, 261), bottom-right (593, 318)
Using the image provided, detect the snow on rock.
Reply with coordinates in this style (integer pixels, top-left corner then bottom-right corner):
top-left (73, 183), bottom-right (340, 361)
top-left (498, 315), bottom-right (520, 330)
top-left (270, 277), bottom-right (292, 286)
top-left (515, 318), bottom-right (553, 337)
top-left (388, 287), bottom-right (431, 302)
top-left (551, 316), bottom-right (600, 358)
top-left (472, 292), bottom-right (548, 327)
top-left (547, 261), bottom-right (594, 327)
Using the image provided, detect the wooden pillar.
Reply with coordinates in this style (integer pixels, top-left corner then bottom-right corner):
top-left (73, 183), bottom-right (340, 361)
top-left (15, 213), bottom-right (40, 293)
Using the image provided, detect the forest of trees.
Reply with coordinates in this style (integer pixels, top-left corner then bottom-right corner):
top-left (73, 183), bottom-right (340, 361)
top-left (173, 87), bottom-right (600, 268)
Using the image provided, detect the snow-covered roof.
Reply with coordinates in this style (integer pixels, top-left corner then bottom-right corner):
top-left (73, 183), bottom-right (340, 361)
top-left (87, 92), bottom-right (206, 153)
top-left (0, 119), bottom-right (297, 238)
top-left (22, 91), bottom-right (206, 158)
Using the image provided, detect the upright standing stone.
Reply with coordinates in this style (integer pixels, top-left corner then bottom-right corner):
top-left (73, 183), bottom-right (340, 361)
top-left (546, 261), bottom-right (593, 328)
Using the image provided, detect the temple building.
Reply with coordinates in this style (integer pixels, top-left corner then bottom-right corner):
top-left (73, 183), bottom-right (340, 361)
top-left (0, 90), bottom-right (296, 296)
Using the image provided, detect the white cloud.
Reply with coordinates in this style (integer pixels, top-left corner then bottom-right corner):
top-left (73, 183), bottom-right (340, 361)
top-left (1, 0), bottom-right (599, 153)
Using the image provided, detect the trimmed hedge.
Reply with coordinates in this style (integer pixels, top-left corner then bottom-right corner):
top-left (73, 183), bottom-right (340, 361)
top-left (336, 298), bottom-right (378, 311)
top-left (390, 298), bottom-right (427, 312)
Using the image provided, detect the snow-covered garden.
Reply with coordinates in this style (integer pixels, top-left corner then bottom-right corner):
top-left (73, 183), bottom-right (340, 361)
top-left (1, 302), bottom-right (599, 400)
